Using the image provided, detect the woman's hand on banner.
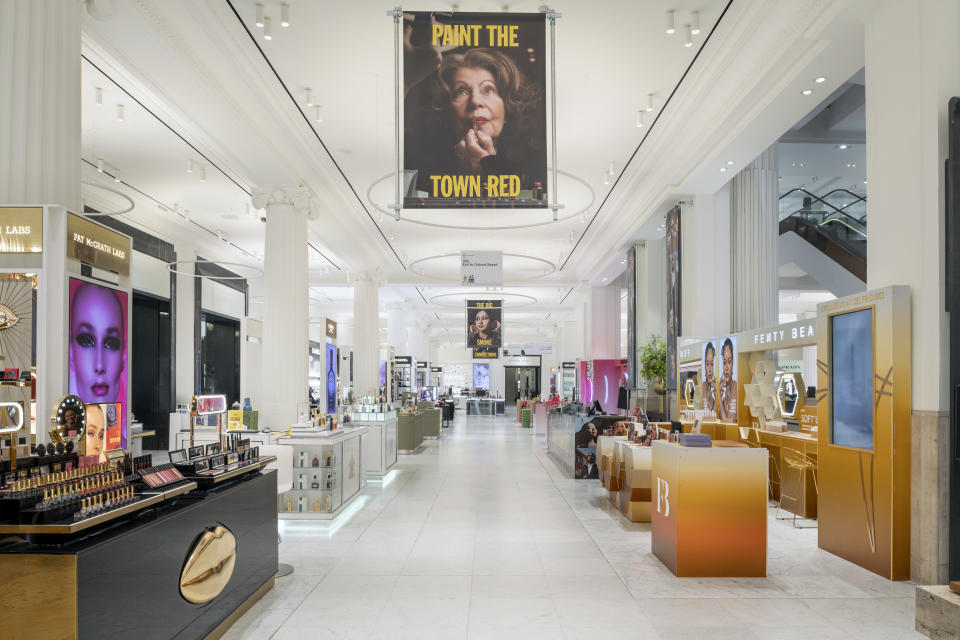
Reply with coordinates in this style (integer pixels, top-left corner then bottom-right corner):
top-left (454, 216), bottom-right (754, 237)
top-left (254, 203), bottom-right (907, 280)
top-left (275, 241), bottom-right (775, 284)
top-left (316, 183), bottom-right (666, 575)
top-left (453, 128), bottom-right (496, 172)
top-left (403, 17), bottom-right (442, 96)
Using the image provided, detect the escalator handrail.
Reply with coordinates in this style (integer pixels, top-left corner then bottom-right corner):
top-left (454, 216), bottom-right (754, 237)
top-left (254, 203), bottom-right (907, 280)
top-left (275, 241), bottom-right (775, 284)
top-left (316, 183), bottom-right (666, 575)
top-left (787, 208), bottom-right (867, 233)
top-left (779, 187), bottom-right (866, 218)
top-left (779, 215), bottom-right (866, 281)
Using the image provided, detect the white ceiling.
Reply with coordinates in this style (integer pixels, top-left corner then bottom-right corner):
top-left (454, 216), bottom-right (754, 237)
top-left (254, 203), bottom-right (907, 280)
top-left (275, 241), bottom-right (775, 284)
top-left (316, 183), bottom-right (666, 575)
top-left (77, 0), bottom-right (876, 338)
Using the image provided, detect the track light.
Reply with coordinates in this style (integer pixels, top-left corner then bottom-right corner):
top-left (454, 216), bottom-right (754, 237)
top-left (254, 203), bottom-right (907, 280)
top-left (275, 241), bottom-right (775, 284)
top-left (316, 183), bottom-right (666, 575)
top-left (264, 16), bottom-right (272, 40)
top-left (255, 3), bottom-right (264, 27)
top-left (815, 76), bottom-right (826, 83)
top-left (690, 10), bottom-right (700, 35)
top-left (608, 161), bottom-right (615, 176)
top-left (801, 88), bottom-right (812, 95)
top-left (314, 105), bottom-right (323, 123)
top-left (95, 87), bottom-right (103, 105)
top-left (684, 24), bottom-right (693, 47)
top-left (281, 3), bottom-right (290, 27)
top-left (646, 93), bottom-right (654, 112)
top-left (113, 170), bottom-right (121, 183)
top-left (187, 159), bottom-right (194, 174)
top-left (200, 167), bottom-right (206, 183)
top-left (116, 104), bottom-right (124, 121)
top-left (665, 10), bottom-right (675, 34)
top-left (635, 110), bottom-right (645, 128)
top-left (603, 172), bottom-right (609, 186)
top-left (305, 88), bottom-right (314, 107)
top-left (97, 158), bottom-right (104, 172)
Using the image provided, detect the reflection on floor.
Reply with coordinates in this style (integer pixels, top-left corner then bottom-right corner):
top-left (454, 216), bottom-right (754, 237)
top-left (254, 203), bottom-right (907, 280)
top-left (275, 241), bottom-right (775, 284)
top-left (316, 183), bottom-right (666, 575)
top-left (226, 412), bottom-right (923, 640)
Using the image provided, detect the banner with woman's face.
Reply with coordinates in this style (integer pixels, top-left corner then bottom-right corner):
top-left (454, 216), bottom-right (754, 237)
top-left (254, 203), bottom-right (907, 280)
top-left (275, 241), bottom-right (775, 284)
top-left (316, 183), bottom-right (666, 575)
top-left (466, 300), bottom-right (502, 348)
top-left (403, 11), bottom-right (547, 208)
top-left (68, 278), bottom-right (128, 450)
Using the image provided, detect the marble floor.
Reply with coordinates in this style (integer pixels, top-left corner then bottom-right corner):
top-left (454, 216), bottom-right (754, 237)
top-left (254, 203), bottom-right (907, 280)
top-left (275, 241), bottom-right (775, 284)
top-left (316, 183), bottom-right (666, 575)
top-left (226, 411), bottom-right (923, 640)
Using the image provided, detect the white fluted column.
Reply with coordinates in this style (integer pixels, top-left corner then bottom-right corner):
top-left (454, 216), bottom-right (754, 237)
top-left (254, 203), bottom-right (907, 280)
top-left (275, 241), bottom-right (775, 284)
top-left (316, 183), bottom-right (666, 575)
top-left (585, 285), bottom-right (619, 359)
top-left (406, 320), bottom-right (428, 362)
top-left (253, 187), bottom-right (313, 428)
top-left (0, 1), bottom-right (81, 210)
top-left (730, 144), bottom-right (779, 331)
top-left (349, 270), bottom-right (381, 398)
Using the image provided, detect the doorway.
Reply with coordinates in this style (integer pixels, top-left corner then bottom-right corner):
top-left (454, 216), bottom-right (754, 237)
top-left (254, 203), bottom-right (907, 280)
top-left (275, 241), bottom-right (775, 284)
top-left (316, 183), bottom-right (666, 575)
top-left (200, 311), bottom-right (241, 406)
top-left (131, 292), bottom-right (172, 450)
top-left (505, 366), bottom-right (540, 402)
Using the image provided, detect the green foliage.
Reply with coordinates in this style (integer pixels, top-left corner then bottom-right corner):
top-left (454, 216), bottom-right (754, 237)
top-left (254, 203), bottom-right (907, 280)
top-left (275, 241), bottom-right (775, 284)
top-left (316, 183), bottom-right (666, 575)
top-left (639, 334), bottom-right (667, 383)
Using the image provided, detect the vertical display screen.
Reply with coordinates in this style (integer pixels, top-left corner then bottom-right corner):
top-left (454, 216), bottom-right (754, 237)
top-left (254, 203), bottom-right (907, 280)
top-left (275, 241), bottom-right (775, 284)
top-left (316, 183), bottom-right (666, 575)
top-left (830, 308), bottom-right (874, 449)
top-left (325, 342), bottom-right (338, 413)
top-left (473, 364), bottom-right (490, 390)
top-left (68, 278), bottom-right (128, 453)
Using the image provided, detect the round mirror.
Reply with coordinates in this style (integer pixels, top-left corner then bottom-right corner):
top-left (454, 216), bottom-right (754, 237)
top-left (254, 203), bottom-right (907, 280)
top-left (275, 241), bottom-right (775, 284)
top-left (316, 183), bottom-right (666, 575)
top-left (50, 394), bottom-right (86, 440)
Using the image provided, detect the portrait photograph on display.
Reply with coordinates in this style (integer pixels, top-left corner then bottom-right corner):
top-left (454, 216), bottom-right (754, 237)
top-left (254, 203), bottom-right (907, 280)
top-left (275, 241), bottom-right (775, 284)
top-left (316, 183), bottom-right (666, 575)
top-left (403, 11), bottom-right (547, 208)
top-left (83, 402), bottom-right (121, 462)
top-left (717, 336), bottom-right (738, 424)
top-left (830, 309), bottom-right (874, 449)
top-left (473, 363), bottom-right (490, 390)
top-left (68, 277), bottom-right (128, 449)
top-left (466, 300), bottom-right (502, 348)
top-left (701, 341), bottom-right (717, 413)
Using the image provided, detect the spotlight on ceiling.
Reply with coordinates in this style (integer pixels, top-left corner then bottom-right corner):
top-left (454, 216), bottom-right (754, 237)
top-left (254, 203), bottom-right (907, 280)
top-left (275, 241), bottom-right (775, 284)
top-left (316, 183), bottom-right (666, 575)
top-left (305, 88), bottom-right (314, 107)
top-left (815, 76), bottom-right (826, 83)
top-left (200, 167), bottom-right (206, 183)
top-left (264, 16), bottom-right (273, 40)
top-left (690, 10), bottom-right (700, 35)
top-left (97, 158), bottom-right (104, 172)
top-left (635, 110), bottom-right (645, 128)
top-left (280, 3), bottom-right (290, 27)
top-left (116, 104), bottom-right (124, 122)
top-left (646, 93), bottom-right (654, 112)
top-left (602, 172), bottom-right (609, 186)
top-left (113, 170), bottom-right (121, 183)
top-left (95, 87), bottom-right (103, 106)
top-left (255, 3), bottom-right (264, 28)
top-left (801, 88), bottom-right (812, 95)
top-left (314, 105), bottom-right (323, 124)
top-left (665, 9), bottom-right (675, 34)
top-left (837, 143), bottom-right (849, 150)
top-left (607, 161), bottom-right (615, 176)
top-left (187, 159), bottom-right (194, 174)
top-left (683, 24), bottom-right (693, 47)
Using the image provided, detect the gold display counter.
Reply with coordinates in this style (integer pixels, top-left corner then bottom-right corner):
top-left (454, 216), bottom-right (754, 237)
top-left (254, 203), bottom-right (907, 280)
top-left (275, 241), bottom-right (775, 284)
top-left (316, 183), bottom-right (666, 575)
top-left (753, 429), bottom-right (818, 518)
top-left (651, 441), bottom-right (768, 577)
top-left (615, 440), bottom-right (653, 522)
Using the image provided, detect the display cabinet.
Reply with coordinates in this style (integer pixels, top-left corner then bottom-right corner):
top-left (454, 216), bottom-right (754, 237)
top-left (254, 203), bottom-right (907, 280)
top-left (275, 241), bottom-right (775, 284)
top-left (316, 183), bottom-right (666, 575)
top-left (344, 406), bottom-right (397, 476)
top-left (278, 426), bottom-right (367, 519)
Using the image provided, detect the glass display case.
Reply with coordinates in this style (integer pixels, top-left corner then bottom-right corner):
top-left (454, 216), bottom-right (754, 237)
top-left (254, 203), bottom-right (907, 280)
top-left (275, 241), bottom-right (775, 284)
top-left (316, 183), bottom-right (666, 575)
top-left (282, 441), bottom-right (342, 515)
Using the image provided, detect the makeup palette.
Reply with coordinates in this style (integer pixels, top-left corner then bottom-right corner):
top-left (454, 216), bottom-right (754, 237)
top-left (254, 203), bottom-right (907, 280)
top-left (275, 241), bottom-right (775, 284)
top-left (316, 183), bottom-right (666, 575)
top-left (137, 463), bottom-right (185, 489)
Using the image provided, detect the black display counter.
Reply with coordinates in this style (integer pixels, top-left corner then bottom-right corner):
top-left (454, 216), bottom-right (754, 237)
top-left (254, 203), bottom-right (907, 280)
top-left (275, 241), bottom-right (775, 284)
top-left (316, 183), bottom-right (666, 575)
top-left (0, 468), bottom-right (278, 639)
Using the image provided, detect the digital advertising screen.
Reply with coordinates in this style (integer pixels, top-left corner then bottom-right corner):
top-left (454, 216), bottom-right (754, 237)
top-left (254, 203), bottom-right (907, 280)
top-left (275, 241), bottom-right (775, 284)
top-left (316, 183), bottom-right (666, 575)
top-left (830, 308), bottom-right (874, 449)
top-left (326, 342), bottom-right (338, 413)
top-left (473, 363), bottom-right (490, 390)
top-left (68, 277), bottom-right (128, 451)
top-left (717, 336), bottom-right (738, 424)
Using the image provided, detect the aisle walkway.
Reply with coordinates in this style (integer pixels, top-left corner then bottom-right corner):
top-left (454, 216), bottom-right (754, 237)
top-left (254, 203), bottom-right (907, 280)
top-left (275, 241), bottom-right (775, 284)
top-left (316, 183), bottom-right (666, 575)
top-left (228, 412), bottom-right (922, 639)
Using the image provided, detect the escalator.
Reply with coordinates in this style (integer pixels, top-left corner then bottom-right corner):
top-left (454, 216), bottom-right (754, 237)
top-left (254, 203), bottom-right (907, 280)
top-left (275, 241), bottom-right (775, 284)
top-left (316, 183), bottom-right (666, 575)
top-left (779, 188), bottom-right (866, 283)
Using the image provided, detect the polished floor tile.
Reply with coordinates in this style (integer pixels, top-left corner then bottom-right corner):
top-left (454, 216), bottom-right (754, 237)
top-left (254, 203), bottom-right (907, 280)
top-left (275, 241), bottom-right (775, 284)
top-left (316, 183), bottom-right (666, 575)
top-left (225, 410), bottom-right (924, 640)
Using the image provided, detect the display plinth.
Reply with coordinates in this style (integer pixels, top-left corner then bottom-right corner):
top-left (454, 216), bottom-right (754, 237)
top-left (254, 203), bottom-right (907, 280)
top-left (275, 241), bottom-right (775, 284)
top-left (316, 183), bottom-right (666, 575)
top-left (278, 426), bottom-right (367, 520)
top-left (651, 441), bottom-right (768, 577)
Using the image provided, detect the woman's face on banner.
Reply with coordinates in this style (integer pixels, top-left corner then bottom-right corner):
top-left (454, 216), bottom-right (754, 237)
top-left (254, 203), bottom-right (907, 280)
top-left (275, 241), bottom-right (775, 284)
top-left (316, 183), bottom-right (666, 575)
top-left (71, 285), bottom-right (125, 403)
top-left (450, 67), bottom-right (505, 139)
top-left (704, 348), bottom-right (715, 384)
top-left (474, 310), bottom-right (491, 334)
top-left (722, 344), bottom-right (734, 381)
top-left (85, 406), bottom-right (105, 458)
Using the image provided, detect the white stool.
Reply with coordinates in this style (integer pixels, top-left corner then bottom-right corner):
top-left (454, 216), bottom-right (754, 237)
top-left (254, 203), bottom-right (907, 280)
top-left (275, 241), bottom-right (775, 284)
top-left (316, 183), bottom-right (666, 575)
top-left (260, 443), bottom-right (294, 577)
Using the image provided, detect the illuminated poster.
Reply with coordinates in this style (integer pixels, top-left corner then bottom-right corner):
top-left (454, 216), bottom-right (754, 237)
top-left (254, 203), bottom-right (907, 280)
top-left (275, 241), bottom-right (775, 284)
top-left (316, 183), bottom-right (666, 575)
top-left (325, 343), bottom-right (338, 414)
top-left (701, 341), bottom-right (717, 413)
top-left (830, 309), bottom-right (874, 449)
top-left (68, 277), bottom-right (128, 450)
top-left (665, 206), bottom-right (681, 391)
top-left (717, 336), bottom-right (738, 424)
top-left (403, 12), bottom-right (547, 208)
top-left (466, 299), bottom-right (502, 348)
top-left (473, 363), bottom-right (490, 390)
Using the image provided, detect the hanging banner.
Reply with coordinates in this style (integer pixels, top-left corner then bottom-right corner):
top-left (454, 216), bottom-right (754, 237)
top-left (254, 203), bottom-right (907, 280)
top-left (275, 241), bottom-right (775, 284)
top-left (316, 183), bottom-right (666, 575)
top-left (466, 299), bottom-right (502, 348)
top-left (665, 206), bottom-right (681, 391)
top-left (473, 348), bottom-right (499, 359)
top-left (461, 250), bottom-right (503, 285)
top-left (402, 11), bottom-right (547, 209)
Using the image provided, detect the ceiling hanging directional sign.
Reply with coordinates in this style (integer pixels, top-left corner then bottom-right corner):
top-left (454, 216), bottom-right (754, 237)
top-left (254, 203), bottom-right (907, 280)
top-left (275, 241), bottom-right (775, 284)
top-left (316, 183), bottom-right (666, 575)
top-left (461, 250), bottom-right (503, 285)
top-left (402, 11), bottom-right (547, 209)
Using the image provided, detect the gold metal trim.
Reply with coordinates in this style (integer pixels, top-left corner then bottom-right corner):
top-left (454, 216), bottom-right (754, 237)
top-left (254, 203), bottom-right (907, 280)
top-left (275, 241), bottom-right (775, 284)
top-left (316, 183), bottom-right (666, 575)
top-left (180, 525), bottom-right (237, 604)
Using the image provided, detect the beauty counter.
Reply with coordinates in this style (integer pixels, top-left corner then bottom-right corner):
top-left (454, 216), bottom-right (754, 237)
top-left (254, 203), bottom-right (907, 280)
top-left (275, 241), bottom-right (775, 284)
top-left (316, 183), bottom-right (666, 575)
top-left (344, 409), bottom-right (398, 476)
top-left (651, 440), bottom-right (768, 577)
top-left (277, 426), bottom-right (368, 519)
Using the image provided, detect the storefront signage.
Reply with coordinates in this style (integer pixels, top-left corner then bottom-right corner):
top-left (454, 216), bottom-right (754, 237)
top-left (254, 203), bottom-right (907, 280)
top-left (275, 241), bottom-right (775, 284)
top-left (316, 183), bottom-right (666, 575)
top-left (797, 404), bottom-right (817, 429)
top-left (416, 362), bottom-right (428, 369)
top-left (739, 319), bottom-right (816, 353)
top-left (0, 207), bottom-right (42, 253)
top-left (503, 355), bottom-right (539, 367)
top-left (66, 213), bottom-right (131, 276)
top-left (778, 360), bottom-right (803, 373)
top-left (394, 355), bottom-right (413, 365)
top-left (431, 367), bottom-right (442, 373)
top-left (403, 12), bottom-right (547, 209)
top-left (466, 299), bottom-right (502, 348)
top-left (325, 318), bottom-right (337, 340)
top-left (461, 250), bottom-right (503, 285)
top-left (561, 361), bottom-right (576, 369)
top-left (473, 348), bottom-right (499, 359)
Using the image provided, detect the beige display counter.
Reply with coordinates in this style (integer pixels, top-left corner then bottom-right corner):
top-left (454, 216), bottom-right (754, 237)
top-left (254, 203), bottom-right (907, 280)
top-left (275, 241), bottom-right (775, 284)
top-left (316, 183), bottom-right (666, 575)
top-left (651, 440), bottom-right (768, 577)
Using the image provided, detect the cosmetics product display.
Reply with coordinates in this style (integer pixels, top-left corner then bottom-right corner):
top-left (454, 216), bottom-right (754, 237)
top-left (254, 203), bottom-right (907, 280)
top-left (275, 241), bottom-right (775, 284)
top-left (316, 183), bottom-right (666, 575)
top-left (137, 463), bottom-right (186, 489)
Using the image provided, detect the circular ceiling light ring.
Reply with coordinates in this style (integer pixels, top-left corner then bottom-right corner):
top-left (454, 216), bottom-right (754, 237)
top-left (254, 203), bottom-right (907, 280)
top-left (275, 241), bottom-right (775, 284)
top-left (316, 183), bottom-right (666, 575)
top-left (365, 170), bottom-right (595, 231)
top-left (409, 253), bottom-right (557, 281)
top-left (427, 292), bottom-right (538, 308)
top-left (167, 260), bottom-right (264, 280)
top-left (80, 181), bottom-right (135, 216)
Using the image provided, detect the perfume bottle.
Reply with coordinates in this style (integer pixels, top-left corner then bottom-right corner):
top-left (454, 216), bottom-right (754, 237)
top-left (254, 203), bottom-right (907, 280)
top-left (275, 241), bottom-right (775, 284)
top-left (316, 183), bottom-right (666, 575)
top-left (298, 451), bottom-right (306, 467)
top-left (313, 497), bottom-right (322, 512)
top-left (325, 451), bottom-right (333, 466)
top-left (324, 495), bottom-right (331, 511)
top-left (298, 474), bottom-right (305, 490)
top-left (297, 496), bottom-right (304, 512)
top-left (312, 453), bottom-right (320, 467)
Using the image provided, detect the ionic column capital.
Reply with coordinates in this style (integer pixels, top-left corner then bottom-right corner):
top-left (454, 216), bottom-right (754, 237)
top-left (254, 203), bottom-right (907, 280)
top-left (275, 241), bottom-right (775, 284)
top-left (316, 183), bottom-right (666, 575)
top-left (347, 268), bottom-right (383, 286)
top-left (252, 186), bottom-right (320, 220)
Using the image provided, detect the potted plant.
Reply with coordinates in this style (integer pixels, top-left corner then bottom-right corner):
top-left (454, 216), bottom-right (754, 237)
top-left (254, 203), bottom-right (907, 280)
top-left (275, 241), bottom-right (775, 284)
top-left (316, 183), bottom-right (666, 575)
top-left (639, 335), bottom-right (667, 395)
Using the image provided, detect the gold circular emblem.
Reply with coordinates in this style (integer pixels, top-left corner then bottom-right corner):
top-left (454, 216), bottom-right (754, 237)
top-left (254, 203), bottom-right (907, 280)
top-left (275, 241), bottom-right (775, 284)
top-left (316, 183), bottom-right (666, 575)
top-left (179, 525), bottom-right (237, 604)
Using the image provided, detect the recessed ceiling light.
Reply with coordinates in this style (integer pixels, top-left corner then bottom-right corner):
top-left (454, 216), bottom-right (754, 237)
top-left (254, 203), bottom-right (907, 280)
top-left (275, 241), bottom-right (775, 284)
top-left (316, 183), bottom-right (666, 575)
top-left (264, 16), bottom-right (272, 39)
top-left (720, 167), bottom-right (726, 172)
top-left (683, 24), bottom-right (693, 47)
top-left (646, 93), bottom-right (654, 112)
top-left (801, 89), bottom-right (812, 95)
top-left (635, 110), bottom-right (645, 128)
top-left (95, 87), bottom-right (103, 106)
top-left (116, 104), bottom-right (124, 121)
top-left (727, 160), bottom-right (734, 165)
top-left (815, 76), bottom-right (826, 83)
top-left (665, 10), bottom-right (675, 34)
top-left (690, 10), bottom-right (700, 35)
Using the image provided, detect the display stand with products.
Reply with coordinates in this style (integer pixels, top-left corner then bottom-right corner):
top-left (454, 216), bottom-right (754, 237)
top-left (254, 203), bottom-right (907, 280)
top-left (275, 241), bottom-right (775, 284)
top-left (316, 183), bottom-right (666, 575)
top-left (344, 402), bottom-right (398, 476)
top-left (277, 425), bottom-right (367, 519)
top-left (397, 410), bottom-right (424, 453)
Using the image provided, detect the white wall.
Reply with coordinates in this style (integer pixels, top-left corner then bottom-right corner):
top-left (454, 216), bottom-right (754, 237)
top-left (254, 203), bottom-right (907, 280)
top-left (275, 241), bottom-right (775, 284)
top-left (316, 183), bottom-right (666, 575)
top-left (131, 251), bottom-right (170, 299)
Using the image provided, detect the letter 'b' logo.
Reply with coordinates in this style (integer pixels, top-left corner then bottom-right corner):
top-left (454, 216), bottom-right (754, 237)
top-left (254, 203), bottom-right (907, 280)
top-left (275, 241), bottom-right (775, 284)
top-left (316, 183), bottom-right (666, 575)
top-left (656, 477), bottom-right (670, 517)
